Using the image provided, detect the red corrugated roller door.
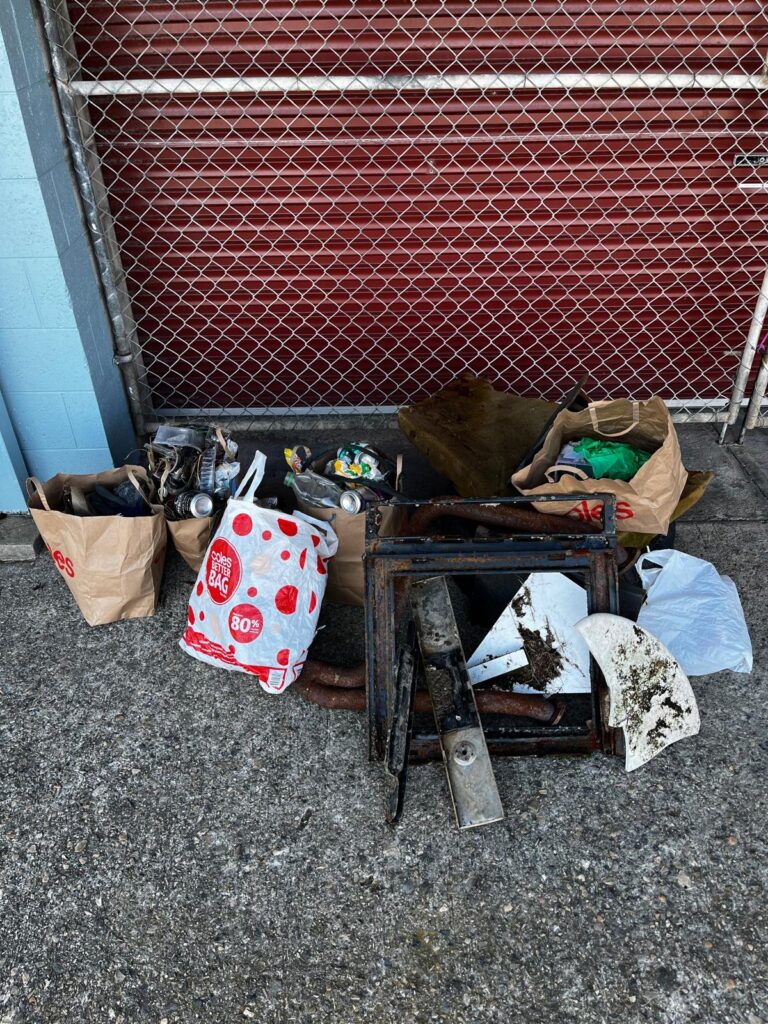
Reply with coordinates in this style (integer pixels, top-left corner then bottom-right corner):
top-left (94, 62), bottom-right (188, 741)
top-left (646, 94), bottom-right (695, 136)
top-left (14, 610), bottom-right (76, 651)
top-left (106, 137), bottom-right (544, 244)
top-left (66, 2), bottom-right (768, 416)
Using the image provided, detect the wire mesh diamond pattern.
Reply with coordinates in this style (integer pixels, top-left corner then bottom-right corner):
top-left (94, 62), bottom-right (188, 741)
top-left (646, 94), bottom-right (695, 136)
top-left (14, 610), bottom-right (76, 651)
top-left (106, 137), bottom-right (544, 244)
top-left (52, 1), bottom-right (768, 425)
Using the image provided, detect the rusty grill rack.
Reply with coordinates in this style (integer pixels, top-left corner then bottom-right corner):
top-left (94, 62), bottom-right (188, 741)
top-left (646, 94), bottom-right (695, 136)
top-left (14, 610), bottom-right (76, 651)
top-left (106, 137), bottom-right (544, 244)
top-left (364, 494), bottom-right (622, 778)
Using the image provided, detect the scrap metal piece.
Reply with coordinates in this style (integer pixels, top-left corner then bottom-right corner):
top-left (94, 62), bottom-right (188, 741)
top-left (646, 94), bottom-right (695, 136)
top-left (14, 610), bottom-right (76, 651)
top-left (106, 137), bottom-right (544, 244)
top-left (293, 669), bottom-right (564, 721)
top-left (466, 649), bottom-right (528, 685)
top-left (411, 577), bottom-right (504, 830)
top-left (405, 498), bottom-right (600, 538)
top-left (503, 572), bottom-right (591, 695)
top-left (514, 373), bottom-right (590, 472)
top-left (384, 626), bottom-right (418, 824)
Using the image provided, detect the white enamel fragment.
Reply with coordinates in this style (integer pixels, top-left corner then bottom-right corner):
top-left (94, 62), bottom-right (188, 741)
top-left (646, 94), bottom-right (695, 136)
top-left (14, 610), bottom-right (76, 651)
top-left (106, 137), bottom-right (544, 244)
top-left (575, 613), bottom-right (700, 771)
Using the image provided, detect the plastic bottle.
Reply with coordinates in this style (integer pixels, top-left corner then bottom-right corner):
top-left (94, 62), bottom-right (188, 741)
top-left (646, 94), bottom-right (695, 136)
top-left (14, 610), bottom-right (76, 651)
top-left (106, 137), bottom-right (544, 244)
top-left (285, 470), bottom-right (344, 509)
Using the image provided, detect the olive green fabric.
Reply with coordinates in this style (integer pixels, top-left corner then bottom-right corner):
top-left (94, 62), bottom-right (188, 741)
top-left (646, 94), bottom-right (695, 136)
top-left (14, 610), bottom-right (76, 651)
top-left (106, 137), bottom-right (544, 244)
top-left (398, 374), bottom-right (559, 497)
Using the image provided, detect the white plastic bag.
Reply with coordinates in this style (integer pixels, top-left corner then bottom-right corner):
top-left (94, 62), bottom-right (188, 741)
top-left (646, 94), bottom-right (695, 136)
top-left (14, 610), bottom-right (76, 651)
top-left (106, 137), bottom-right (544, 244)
top-left (636, 550), bottom-right (752, 675)
top-left (180, 452), bottom-right (338, 693)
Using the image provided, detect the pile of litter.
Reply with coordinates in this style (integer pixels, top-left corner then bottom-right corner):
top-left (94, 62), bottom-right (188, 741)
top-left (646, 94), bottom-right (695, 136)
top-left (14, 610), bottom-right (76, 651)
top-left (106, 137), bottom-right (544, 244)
top-left (25, 374), bottom-right (752, 830)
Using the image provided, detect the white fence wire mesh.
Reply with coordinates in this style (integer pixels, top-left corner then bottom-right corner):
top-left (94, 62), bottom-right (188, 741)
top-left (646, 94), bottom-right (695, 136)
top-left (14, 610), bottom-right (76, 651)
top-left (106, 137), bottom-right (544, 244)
top-left (45, 1), bottom-right (768, 428)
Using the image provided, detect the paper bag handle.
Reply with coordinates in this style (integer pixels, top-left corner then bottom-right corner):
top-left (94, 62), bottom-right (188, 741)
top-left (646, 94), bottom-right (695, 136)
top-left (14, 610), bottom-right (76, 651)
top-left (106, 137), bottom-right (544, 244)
top-left (125, 468), bottom-right (158, 509)
top-left (26, 476), bottom-right (52, 511)
top-left (544, 465), bottom-right (589, 484)
top-left (235, 451), bottom-right (267, 502)
top-left (588, 401), bottom-right (640, 438)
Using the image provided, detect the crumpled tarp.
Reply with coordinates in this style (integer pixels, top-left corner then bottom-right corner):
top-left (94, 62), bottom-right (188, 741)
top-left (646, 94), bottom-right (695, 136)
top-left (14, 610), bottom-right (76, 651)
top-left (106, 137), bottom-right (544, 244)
top-left (398, 374), bottom-right (559, 497)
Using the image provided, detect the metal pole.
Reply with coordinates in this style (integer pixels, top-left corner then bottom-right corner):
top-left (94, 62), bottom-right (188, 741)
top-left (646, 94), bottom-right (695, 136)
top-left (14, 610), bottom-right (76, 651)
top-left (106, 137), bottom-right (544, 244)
top-left (69, 69), bottom-right (764, 98)
top-left (36, 0), bottom-right (153, 437)
top-left (739, 350), bottom-right (768, 442)
top-left (719, 266), bottom-right (768, 444)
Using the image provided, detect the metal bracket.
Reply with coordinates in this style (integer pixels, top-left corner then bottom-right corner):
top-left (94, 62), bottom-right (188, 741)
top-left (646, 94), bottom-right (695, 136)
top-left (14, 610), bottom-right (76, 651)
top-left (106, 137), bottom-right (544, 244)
top-left (411, 577), bottom-right (504, 830)
top-left (384, 623), bottom-right (418, 824)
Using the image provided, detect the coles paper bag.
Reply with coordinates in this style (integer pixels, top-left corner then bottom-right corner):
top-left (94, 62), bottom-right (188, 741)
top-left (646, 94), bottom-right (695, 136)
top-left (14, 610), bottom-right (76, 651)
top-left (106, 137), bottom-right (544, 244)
top-left (180, 452), bottom-right (338, 693)
top-left (510, 397), bottom-right (687, 535)
top-left (27, 466), bottom-right (166, 626)
top-left (294, 453), bottom-right (404, 607)
top-left (167, 514), bottom-right (218, 572)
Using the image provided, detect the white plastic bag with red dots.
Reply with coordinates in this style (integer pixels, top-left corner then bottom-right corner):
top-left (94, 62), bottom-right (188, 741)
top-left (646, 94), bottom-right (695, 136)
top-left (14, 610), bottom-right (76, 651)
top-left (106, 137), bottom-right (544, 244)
top-left (180, 452), bottom-right (338, 693)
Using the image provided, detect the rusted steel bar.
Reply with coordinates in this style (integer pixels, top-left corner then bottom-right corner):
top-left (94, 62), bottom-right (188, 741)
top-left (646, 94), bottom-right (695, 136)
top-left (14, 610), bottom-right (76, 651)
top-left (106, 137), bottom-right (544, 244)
top-left (472, 690), bottom-right (565, 724)
top-left (301, 660), bottom-right (366, 689)
top-left (295, 668), bottom-right (564, 724)
top-left (293, 677), bottom-right (367, 711)
top-left (403, 499), bottom-right (600, 538)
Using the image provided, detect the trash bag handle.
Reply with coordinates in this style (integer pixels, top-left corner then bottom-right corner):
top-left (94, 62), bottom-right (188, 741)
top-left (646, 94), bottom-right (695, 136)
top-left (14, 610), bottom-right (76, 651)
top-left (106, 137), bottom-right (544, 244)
top-left (26, 476), bottom-right (52, 511)
top-left (235, 451), bottom-right (267, 502)
top-left (635, 549), bottom-right (675, 591)
top-left (293, 510), bottom-right (339, 558)
top-left (544, 465), bottom-right (590, 484)
top-left (125, 467), bottom-right (157, 508)
top-left (588, 401), bottom-right (640, 437)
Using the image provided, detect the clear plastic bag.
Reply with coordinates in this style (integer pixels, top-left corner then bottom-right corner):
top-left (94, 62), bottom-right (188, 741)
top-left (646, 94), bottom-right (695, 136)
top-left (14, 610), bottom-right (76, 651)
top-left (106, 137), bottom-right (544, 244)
top-left (636, 550), bottom-right (752, 675)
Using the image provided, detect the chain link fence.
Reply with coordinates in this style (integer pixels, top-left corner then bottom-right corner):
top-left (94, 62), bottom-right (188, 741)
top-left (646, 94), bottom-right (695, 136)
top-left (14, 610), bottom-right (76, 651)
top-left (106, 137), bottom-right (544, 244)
top-left (43, 1), bottom-right (768, 430)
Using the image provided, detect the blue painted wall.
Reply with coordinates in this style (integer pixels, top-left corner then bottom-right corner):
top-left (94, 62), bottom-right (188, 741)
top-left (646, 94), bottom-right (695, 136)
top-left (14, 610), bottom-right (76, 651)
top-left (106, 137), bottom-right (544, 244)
top-left (0, 8), bottom-right (136, 510)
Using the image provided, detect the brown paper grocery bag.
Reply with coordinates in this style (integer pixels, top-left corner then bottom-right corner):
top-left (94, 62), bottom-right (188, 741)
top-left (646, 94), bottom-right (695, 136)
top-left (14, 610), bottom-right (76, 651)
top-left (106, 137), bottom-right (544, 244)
top-left (510, 397), bottom-right (687, 535)
top-left (294, 452), bottom-right (404, 606)
top-left (167, 515), bottom-right (218, 573)
top-left (295, 498), bottom-right (403, 606)
top-left (27, 465), bottom-right (167, 626)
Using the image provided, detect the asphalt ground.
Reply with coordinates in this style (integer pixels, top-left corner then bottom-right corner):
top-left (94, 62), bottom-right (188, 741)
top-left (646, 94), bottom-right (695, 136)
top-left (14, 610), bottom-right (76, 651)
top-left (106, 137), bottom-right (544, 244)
top-left (1, 423), bottom-right (766, 1024)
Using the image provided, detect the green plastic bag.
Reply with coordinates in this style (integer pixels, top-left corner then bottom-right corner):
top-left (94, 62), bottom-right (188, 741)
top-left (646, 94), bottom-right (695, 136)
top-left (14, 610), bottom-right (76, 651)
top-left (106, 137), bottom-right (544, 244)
top-left (573, 437), bottom-right (651, 481)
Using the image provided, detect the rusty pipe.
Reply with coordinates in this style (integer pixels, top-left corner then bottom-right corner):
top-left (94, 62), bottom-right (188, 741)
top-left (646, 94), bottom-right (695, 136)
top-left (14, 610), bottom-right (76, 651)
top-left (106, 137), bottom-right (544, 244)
top-left (403, 499), bottom-right (600, 538)
top-left (402, 499), bottom-right (633, 569)
top-left (301, 659), bottom-right (366, 688)
top-left (293, 677), bottom-right (367, 711)
top-left (472, 690), bottom-right (565, 724)
top-left (294, 671), bottom-right (564, 725)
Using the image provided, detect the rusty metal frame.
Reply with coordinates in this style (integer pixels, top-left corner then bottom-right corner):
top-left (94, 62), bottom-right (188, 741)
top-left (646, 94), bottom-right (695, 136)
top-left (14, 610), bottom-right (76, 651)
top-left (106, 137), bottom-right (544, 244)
top-left (364, 494), bottom-right (621, 764)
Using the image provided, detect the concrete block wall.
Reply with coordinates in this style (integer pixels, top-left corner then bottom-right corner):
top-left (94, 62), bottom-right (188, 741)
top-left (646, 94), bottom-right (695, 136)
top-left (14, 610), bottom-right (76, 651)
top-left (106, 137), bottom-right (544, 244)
top-left (0, 4), bottom-right (136, 510)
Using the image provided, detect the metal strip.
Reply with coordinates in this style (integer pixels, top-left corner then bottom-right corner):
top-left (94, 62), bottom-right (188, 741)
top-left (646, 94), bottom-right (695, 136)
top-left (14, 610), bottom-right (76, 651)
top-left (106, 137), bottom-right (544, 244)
top-left (38, 0), bottom-right (154, 436)
top-left (410, 576), bottom-right (504, 830)
top-left (149, 400), bottom-right (731, 427)
top-left (384, 627), bottom-right (418, 824)
top-left (69, 71), bottom-right (765, 98)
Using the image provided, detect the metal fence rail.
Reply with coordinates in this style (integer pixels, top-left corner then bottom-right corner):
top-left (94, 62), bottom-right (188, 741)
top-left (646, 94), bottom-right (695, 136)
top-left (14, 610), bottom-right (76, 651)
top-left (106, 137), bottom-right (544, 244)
top-left (40, 0), bottom-right (768, 431)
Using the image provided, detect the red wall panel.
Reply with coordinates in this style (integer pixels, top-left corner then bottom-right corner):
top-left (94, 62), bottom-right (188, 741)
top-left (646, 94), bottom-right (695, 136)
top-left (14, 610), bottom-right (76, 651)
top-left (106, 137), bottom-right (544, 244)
top-left (70, 3), bottom-right (768, 410)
